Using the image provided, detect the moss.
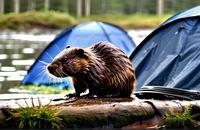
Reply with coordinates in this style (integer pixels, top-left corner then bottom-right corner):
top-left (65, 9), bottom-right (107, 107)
top-left (62, 114), bottom-right (109, 128)
top-left (162, 105), bottom-right (200, 129)
top-left (109, 110), bottom-right (155, 128)
top-left (61, 108), bottom-right (155, 128)
top-left (108, 115), bottom-right (129, 128)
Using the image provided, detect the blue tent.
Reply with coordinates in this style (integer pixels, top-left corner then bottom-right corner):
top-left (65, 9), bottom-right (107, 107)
top-left (22, 21), bottom-right (136, 89)
top-left (130, 6), bottom-right (200, 100)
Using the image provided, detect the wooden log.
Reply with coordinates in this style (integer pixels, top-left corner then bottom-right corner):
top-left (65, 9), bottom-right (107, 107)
top-left (55, 98), bottom-right (184, 128)
top-left (1, 97), bottom-right (200, 128)
top-left (56, 98), bottom-right (200, 128)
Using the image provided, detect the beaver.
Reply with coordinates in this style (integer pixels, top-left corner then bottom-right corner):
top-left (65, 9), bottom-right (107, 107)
top-left (47, 42), bottom-right (136, 98)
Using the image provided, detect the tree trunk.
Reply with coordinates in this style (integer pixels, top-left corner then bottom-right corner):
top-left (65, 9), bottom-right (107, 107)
top-left (76, 0), bottom-right (82, 17)
top-left (84, 0), bottom-right (90, 17)
top-left (157, 0), bottom-right (164, 16)
top-left (44, 0), bottom-right (49, 11)
top-left (14, 0), bottom-right (20, 13)
top-left (0, 0), bottom-right (4, 14)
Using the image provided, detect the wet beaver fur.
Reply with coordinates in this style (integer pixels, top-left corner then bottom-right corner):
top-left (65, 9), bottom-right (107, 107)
top-left (47, 42), bottom-right (136, 98)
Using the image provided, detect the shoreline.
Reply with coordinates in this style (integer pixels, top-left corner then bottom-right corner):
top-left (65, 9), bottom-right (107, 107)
top-left (0, 11), bottom-right (170, 31)
top-left (0, 28), bottom-right (154, 45)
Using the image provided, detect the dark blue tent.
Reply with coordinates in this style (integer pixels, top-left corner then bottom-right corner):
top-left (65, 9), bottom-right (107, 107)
top-left (22, 21), bottom-right (136, 89)
top-left (130, 6), bottom-right (200, 100)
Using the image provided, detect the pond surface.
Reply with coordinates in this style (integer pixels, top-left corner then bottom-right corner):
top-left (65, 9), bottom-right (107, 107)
top-left (0, 39), bottom-right (50, 93)
top-left (0, 29), bottom-right (152, 94)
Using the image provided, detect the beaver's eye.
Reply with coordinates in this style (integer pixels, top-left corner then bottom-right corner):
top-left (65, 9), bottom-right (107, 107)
top-left (61, 58), bottom-right (68, 62)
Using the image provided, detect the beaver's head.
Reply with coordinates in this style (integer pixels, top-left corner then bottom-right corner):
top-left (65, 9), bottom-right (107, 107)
top-left (47, 46), bottom-right (89, 78)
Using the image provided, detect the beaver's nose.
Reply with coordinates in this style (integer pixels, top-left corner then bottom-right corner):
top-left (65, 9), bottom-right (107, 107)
top-left (47, 64), bottom-right (59, 73)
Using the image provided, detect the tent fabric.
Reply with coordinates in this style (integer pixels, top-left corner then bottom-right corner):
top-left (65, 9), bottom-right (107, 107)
top-left (135, 86), bottom-right (200, 100)
top-left (22, 21), bottom-right (136, 89)
top-left (130, 6), bottom-right (200, 93)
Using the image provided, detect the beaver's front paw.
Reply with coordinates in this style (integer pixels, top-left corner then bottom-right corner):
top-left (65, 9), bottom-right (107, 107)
top-left (65, 93), bottom-right (80, 99)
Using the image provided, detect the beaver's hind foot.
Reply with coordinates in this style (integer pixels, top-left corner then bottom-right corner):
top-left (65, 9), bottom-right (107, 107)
top-left (81, 93), bottom-right (96, 98)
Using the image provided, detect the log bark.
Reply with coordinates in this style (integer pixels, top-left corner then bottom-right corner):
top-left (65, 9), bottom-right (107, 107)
top-left (57, 98), bottom-right (155, 128)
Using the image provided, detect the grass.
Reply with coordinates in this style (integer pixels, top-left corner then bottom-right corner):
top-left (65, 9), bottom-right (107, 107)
top-left (162, 105), bottom-right (200, 129)
top-left (19, 85), bottom-right (67, 94)
top-left (17, 105), bottom-right (63, 128)
top-left (0, 11), bottom-right (172, 30)
top-left (4, 98), bottom-right (64, 129)
top-left (80, 14), bottom-right (172, 29)
top-left (0, 11), bottom-right (77, 30)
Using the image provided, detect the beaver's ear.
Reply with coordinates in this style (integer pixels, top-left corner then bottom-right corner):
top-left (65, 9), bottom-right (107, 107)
top-left (76, 49), bottom-right (85, 58)
top-left (66, 45), bottom-right (70, 49)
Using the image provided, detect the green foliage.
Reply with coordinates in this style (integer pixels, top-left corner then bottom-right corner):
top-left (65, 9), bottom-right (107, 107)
top-left (0, 11), bottom-right (172, 30)
top-left (19, 85), bottom-right (67, 94)
top-left (80, 14), bottom-right (172, 29)
top-left (15, 99), bottom-right (63, 129)
top-left (163, 106), bottom-right (200, 129)
top-left (0, 11), bottom-right (77, 30)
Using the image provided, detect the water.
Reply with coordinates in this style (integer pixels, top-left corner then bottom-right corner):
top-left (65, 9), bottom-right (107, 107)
top-left (0, 29), bottom-right (152, 94)
top-left (0, 39), bottom-right (50, 93)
